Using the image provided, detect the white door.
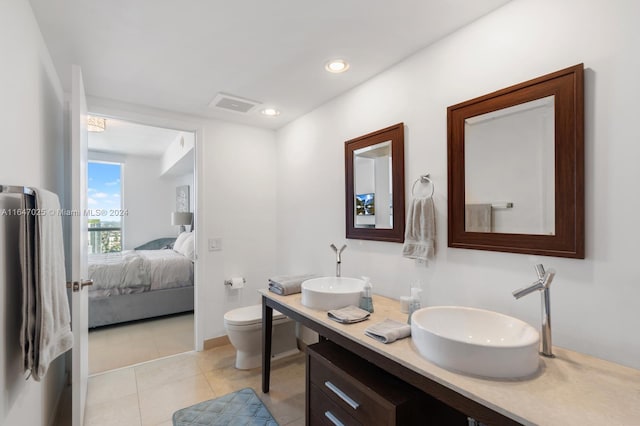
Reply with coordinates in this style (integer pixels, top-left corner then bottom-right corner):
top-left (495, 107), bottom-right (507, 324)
top-left (70, 64), bottom-right (90, 426)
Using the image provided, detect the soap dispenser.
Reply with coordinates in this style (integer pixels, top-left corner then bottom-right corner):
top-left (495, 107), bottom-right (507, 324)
top-left (359, 276), bottom-right (374, 313)
top-left (407, 287), bottom-right (422, 325)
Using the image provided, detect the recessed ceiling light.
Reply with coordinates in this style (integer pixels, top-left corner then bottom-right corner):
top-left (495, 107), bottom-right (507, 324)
top-left (325, 59), bottom-right (350, 73)
top-left (261, 108), bottom-right (281, 117)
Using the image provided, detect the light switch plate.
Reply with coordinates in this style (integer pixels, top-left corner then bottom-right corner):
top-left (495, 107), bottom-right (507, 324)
top-left (208, 238), bottom-right (222, 251)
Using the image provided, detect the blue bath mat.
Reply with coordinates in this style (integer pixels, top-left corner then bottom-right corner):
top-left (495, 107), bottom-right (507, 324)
top-left (172, 387), bottom-right (278, 426)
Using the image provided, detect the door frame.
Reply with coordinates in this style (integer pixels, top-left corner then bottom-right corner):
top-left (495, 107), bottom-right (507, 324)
top-left (82, 102), bottom-right (205, 351)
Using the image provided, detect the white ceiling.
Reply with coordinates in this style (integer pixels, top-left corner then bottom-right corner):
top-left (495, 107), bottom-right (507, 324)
top-left (88, 118), bottom-right (183, 157)
top-left (29, 0), bottom-right (511, 130)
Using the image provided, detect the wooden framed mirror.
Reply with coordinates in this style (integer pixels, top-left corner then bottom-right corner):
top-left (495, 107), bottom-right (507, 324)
top-left (345, 123), bottom-right (405, 242)
top-left (447, 64), bottom-right (584, 258)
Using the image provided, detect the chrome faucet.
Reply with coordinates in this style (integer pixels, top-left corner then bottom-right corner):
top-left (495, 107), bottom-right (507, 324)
top-left (512, 264), bottom-right (556, 357)
top-left (329, 244), bottom-right (347, 277)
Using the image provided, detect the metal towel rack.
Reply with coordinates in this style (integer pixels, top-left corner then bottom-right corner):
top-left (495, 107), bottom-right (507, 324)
top-left (0, 185), bottom-right (35, 196)
top-left (411, 174), bottom-right (435, 198)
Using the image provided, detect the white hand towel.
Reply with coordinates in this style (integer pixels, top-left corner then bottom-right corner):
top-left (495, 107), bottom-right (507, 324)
top-left (20, 189), bottom-right (73, 381)
top-left (327, 305), bottom-right (371, 324)
top-left (268, 274), bottom-right (317, 296)
top-left (402, 197), bottom-right (436, 261)
top-left (365, 319), bottom-right (411, 343)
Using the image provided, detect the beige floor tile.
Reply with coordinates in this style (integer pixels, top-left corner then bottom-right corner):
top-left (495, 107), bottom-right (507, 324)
top-left (84, 340), bottom-right (305, 426)
top-left (138, 374), bottom-right (214, 426)
top-left (84, 393), bottom-right (141, 426)
top-left (192, 344), bottom-right (237, 373)
top-left (134, 353), bottom-right (201, 391)
top-left (90, 337), bottom-right (159, 374)
top-left (87, 368), bottom-right (138, 406)
top-left (203, 364), bottom-right (262, 396)
top-left (154, 332), bottom-right (193, 358)
top-left (262, 390), bottom-right (305, 425)
top-left (89, 313), bottom-right (194, 374)
top-left (260, 355), bottom-right (306, 425)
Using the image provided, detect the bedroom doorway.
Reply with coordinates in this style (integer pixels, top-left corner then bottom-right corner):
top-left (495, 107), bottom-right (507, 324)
top-left (85, 116), bottom-right (196, 374)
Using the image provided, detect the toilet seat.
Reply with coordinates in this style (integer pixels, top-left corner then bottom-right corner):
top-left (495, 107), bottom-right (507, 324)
top-left (223, 304), bottom-right (288, 327)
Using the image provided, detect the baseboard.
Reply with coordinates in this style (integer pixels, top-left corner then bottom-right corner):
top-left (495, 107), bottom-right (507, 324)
top-left (204, 335), bottom-right (230, 350)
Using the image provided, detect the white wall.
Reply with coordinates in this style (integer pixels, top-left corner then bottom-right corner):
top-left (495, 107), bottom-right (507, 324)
top-left (198, 121), bottom-right (277, 339)
top-left (276, 0), bottom-right (640, 369)
top-left (161, 132), bottom-right (195, 176)
top-left (0, 0), bottom-right (67, 424)
top-left (121, 154), bottom-right (193, 249)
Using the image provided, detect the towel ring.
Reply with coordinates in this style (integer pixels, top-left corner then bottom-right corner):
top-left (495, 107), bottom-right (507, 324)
top-left (411, 174), bottom-right (435, 198)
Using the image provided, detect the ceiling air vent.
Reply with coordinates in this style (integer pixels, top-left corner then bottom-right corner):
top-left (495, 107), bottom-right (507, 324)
top-left (208, 93), bottom-right (261, 114)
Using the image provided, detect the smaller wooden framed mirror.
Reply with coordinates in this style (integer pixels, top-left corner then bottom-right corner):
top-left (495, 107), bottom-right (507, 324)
top-left (345, 123), bottom-right (405, 243)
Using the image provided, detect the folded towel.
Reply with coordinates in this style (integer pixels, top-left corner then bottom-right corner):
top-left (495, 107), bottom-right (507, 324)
top-left (20, 188), bottom-right (73, 381)
top-left (365, 319), bottom-right (411, 343)
top-left (268, 274), bottom-right (317, 295)
top-left (465, 204), bottom-right (492, 232)
top-left (327, 305), bottom-right (371, 324)
top-left (402, 197), bottom-right (436, 261)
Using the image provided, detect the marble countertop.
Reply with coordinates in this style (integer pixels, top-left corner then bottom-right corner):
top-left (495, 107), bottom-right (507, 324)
top-left (260, 289), bottom-right (640, 426)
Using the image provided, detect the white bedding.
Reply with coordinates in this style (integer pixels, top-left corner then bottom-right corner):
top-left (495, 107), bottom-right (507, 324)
top-left (88, 249), bottom-right (193, 298)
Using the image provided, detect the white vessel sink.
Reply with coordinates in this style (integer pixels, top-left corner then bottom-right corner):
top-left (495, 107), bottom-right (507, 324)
top-left (301, 277), bottom-right (365, 310)
top-left (411, 306), bottom-right (540, 379)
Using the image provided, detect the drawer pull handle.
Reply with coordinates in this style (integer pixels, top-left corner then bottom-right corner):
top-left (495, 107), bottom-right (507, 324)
top-left (324, 411), bottom-right (345, 426)
top-left (324, 381), bottom-right (360, 410)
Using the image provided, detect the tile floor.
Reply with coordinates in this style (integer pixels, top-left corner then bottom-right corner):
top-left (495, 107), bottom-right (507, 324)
top-left (81, 345), bottom-right (305, 426)
top-left (89, 313), bottom-right (194, 374)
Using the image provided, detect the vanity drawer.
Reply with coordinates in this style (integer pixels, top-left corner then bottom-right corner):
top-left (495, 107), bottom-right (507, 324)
top-left (307, 341), bottom-right (420, 425)
top-left (309, 383), bottom-right (361, 426)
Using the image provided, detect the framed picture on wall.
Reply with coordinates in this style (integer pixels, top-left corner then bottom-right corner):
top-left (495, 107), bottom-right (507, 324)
top-left (176, 185), bottom-right (190, 212)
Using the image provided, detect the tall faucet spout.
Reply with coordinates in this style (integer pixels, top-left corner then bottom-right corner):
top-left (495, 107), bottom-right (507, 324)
top-left (330, 244), bottom-right (347, 277)
top-left (512, 264), bottom-right (556, 358)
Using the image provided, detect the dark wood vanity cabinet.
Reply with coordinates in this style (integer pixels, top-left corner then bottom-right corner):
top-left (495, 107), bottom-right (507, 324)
top-left (306, 340), bottom-right (468, 425)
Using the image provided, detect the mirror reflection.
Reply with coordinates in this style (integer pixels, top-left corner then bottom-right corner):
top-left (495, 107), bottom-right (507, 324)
top-left (464, 96), bottom-right (555, 235)
top-left (354, 140), bottom-right (392, 229)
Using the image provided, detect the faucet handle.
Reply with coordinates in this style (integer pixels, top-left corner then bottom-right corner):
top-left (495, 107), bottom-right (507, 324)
top-left (534, 264), bottom-right (546, 280)
top-left (542, 269), bottom-right (555, 288)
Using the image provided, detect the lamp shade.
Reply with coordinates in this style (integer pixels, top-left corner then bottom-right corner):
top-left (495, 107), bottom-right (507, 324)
top-left (171, 212), bottom-right (193, 226)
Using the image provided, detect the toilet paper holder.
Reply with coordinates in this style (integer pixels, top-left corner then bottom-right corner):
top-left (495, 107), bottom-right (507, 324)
top-left (224, 278), bottom-right (246, 286)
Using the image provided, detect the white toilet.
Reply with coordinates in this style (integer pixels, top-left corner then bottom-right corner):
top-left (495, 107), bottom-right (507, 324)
top-left (223, 304), bottom-right (299, 370)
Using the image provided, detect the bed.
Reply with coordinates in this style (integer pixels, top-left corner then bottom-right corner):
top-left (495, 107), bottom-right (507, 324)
top-left (88, 232), bottom-right (195, 328)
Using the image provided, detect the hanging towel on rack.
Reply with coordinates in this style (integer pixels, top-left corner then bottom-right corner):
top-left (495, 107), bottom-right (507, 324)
top-left (465, 204), bottom-right (492, 232)
top-left (20, 188), bottom-right (73, 381)
top-left (402, 197), bottom-right (436, 261)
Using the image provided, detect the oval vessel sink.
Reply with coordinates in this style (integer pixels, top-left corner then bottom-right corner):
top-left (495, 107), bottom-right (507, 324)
top-left (411, 306), bottom-right (540, 379)
top-left (301, 277), bottom-right (364, 311)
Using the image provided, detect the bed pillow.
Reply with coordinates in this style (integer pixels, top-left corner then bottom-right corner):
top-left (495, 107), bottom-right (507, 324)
top-left (181, 233), bottom-right (195, 261)
top-left (173, 232), bottom-right (191, 254)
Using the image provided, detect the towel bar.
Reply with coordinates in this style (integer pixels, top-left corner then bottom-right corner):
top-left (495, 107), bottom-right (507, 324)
top-left (0, 185), bottom-right (35, 196)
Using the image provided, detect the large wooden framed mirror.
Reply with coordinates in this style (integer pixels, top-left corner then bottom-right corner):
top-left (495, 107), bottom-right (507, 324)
top-left (345, 123), bottom-right (405, 242)
top-left (447, 64), bottom-right (584, 258)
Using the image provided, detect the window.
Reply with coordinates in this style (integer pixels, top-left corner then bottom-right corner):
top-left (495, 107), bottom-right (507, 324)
top-left (87, 161), bottom-right (123, 253)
